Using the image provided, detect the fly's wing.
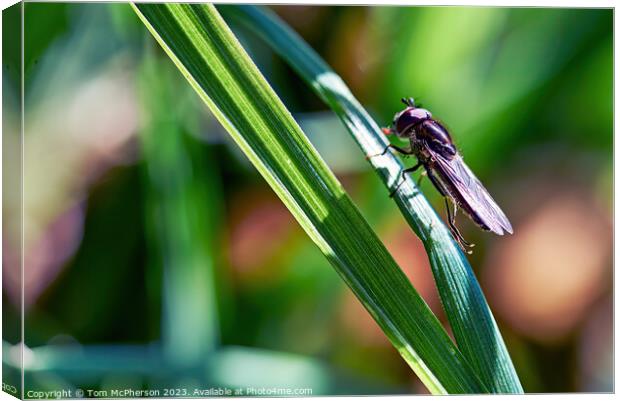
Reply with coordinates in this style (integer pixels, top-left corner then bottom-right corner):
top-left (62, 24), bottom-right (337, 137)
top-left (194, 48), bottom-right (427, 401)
top-left (430, 152), bottom-right (513, 235)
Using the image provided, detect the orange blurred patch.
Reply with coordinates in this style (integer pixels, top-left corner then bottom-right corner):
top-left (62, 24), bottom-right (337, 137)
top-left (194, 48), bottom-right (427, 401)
top-left (484, 192), bottom-right (611, 343)
top-left (339, 289), bottom-right (390, 347)
top-left (228, 189), bottom-right (299, 282)
top-left (325, 8), bottom-right (381, 97)
top-left (270, 5), bottom-right (330, 41)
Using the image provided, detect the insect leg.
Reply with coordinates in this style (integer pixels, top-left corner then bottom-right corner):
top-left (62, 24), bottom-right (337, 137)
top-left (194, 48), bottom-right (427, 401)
top-left (366, 144), bottom-right (414, 160)
top-left (426, 169), bottom-right (474, 252)
top-left (444, 197), bottom-right (466, 251)
top-left (425, 168), bottom-right (447, 196)
top-left (389, 162), bottom-right (422, 198)
top-left (451, 201), bottom-right (475, 248)
top-left (444, 198), bottom-right (475, 253)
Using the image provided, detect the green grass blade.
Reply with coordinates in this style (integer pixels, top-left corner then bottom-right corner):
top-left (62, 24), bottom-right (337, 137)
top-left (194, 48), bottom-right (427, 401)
top-left (219, 5), bottom-right (522, 393)
top-left (132, 3), bottom-right (486, 394)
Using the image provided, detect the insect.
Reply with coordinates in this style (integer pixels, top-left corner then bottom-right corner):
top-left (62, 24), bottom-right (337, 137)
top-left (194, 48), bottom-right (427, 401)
top-left (372, 97), bottom-right (513, 252)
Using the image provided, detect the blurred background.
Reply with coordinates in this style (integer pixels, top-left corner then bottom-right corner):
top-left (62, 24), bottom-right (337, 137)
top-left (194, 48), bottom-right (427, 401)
top-left (2, 3), bottom-right (612, 395)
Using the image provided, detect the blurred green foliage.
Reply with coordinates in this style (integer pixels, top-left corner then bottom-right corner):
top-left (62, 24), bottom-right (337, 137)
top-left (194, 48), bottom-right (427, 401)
top-left (4, 3), bottom-right (612, 396)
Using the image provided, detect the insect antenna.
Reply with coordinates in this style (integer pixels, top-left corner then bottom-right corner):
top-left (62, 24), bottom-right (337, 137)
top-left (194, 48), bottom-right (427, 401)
top-left (400, 97), bottom-right (416, 107)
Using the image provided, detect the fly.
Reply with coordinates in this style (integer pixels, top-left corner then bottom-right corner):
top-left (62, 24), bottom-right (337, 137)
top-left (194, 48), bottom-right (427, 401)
top-left (371, 97), bottom-right (513, 252)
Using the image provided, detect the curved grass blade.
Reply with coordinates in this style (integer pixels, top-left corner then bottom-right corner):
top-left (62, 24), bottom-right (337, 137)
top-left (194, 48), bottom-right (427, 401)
top-left (219, 4), bottom-right (522, 394)
top-left (132, 3), bottom-right (486, 394)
